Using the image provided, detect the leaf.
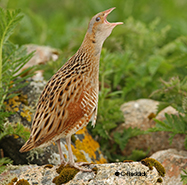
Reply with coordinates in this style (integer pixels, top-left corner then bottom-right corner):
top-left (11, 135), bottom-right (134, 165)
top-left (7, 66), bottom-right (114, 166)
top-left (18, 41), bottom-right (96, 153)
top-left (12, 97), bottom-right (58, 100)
top-left (147, 55), bottom-right (163, 76)
top-left (149, 113), bottom-right (187, 146)
top-left (156, 102), bottom-right (171, 114)
top-left (113, 131), bottom-right (129, 150)
top-left (0, 157), bottom-right (13, 173)
top-left (181, 169), bottom-right (187, 184)
top-left (0, 9), bottom-right (23, 45)
top-left (0, 8), bottom-right (35, 138)
top-left (94, 124), bottom-right (109, 139)
top-left (126, 149), bottom-right (148, 161)
top-left (113, 127), bottom-right (145, 150)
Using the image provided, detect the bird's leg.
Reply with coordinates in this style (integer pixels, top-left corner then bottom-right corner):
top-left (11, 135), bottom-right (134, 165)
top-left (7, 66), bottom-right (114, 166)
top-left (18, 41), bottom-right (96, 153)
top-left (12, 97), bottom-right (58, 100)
top-left (66, 136), bottom-right (92, 172)
top-left (66, 136), bottom-right (74, 166)
top-left (56, 139), bottom-right (66, 165)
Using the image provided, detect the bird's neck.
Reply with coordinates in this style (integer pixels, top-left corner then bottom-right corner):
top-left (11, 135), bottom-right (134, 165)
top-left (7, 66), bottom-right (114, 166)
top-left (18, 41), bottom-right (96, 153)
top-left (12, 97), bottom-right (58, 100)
top-left (80, 32), bottom-right (103, 59)
top-left (75, 32), bottom-right (103, 77)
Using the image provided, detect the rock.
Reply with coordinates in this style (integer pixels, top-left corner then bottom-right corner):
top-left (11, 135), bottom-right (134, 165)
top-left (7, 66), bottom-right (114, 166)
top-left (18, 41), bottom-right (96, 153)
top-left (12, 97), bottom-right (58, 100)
top-left (0, 135), bottom-right (28, 165)
top-left (1, 161), bottom-right (162, 185)
top-left (16, 44), bottom-right (60, 80)
top-left (117, 99), bottom-right (185, 156)
top-left (120, 99), bottom-right (159, 130)
top-left (150, 149), bottom-right (187, 185)
top-left (25, 44), bottom-right (59, 66)
top-left (2, 78), bottom-right (106, 166)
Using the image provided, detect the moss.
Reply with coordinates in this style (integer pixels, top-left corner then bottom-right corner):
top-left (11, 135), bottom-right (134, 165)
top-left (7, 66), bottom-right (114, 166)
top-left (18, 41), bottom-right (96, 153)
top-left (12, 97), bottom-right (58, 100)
top-left (15, 179), bottom-right (30, 185)
top-left (71, 135), bottom-right (76, 143)
top-left (92, 166), bottom-right (98, 174)
top-left (7, 182), bottom-right (14, 185)
top-left (56, 163), bottom-right (66, 174)
top-left (123, 160), bottom-right (134, 163)
top-left (157, 177), bottom-right (163, 183)
top-left (148, 112), bottom-right (156, 120)
top-left (11, 177), bottom-right (18, 182)
top-left (141, 158), bottom-right (166, 177)
top-left (44, 164), bottom-right (53, 169)
top-left (6, 176), bottom-right (18, 185)
top-left (53, 164), bottom-right (79, 185)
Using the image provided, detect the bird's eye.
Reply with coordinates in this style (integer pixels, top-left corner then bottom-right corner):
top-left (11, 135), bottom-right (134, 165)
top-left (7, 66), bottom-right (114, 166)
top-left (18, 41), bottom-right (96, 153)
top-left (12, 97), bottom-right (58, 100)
top-left (96, 17), bottom-right (100, 22)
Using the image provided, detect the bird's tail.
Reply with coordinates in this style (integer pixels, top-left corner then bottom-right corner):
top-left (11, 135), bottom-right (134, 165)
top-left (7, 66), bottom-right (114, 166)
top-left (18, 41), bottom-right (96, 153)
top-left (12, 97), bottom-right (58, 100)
top-left (19, 138), bottom-right (35, 152)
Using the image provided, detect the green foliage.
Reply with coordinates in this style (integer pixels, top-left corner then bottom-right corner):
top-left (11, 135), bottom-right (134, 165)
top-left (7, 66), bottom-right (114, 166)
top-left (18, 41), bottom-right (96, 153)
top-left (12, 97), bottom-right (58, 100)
top-left (111, 128), bottom-right (147, 161)
top-left (113, 127), bottom-right (145, 150)
top-left (181, 169), bottom-right (187, 185)
top-left (89, 18), bottom-right (187, 102)
top-left (0, 123), bottom-right (30, 142)
top-left (87, 49), bottom-right (148, 161)
top-left (151, 77), bottom-right (187, 114)
top-left (126, 150), bottom-right (148, 161)
top-left (0, 9), bottom-right (23, 82)
top-left (87, 70), bottom-right (125, 161)
top-left (4, 0), bottom-right (187, 49)
top-left (149, 77), bottom-right (187, 148)
top-left (118, 18), bottom-right (187, 100)
top-left (0, 157), bottom-right (13, 174)
top-left (0, 7), bottom-right (33, 149)
top-left (95, 94), bottom-right (124, 139)
top-left (150, 114), bottom-right (187, 146)
top-left (0, 8), bottom-right (22, 93)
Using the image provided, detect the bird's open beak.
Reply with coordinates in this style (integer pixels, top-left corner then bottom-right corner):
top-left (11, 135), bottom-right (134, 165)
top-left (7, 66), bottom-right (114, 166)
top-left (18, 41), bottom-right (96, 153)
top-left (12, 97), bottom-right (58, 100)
top-left (104, 7), bottom-right (123, 27)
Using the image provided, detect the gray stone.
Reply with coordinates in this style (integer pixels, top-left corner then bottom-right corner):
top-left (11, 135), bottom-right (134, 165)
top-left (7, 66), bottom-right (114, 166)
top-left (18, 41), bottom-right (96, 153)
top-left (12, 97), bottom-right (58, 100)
top-left (1, 162), bottom-right (162, 185)
top-left (151, 149), bottom-right (187, 185)
top-left (116, 99), bottom-right (185, 156)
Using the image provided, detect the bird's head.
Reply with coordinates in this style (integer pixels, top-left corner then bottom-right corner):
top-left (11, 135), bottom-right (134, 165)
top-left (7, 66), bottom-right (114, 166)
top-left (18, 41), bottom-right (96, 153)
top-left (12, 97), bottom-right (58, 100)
top-left (87, 7), bottom-right (123, 47)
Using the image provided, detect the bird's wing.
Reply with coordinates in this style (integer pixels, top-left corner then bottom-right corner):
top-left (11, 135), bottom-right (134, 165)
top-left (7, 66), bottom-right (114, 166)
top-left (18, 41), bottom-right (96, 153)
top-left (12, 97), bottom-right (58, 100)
top-left (20, 67), bottom-right (98, 152)
top-left (90, 106), bottom-right (98, 127)
top-left (58, 76), bottom-right (98, 135)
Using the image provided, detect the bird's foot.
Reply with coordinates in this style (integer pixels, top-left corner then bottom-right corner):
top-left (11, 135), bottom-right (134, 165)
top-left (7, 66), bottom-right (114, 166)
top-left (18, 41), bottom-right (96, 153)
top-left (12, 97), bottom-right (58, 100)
top-left (76, 161), bottom-right (92, 166)
top-left (68, 162), bottom-right (92, 172)
top-left (60, 161), bottom-right (68, 167)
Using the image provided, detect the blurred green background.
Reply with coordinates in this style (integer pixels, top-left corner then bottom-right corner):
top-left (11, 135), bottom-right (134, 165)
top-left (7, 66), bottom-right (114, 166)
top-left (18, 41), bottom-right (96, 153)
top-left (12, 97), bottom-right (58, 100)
top-left (1, 0), bottom-right (187, 161)
top-left (1, 0), bottom-right (186, 99)
top-left (2, 0), bottom-right (187, 51)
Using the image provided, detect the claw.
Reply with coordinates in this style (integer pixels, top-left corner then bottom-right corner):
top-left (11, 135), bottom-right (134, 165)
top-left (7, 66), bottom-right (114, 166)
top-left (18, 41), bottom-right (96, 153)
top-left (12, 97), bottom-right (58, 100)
top-left (76, 162), bottom-right (92, 166)
top-left (69, 162), bottom-right (92, 172)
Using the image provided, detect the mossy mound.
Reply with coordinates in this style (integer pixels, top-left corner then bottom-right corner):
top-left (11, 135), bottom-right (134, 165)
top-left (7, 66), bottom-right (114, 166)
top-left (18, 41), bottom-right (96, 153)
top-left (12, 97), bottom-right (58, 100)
top-left (7, 178), bottom-right (30, 185)
top-left (141, 157), bottom-right (166, 177)
top-left (53, 164), bottom-right (79, 185)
